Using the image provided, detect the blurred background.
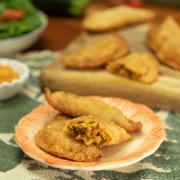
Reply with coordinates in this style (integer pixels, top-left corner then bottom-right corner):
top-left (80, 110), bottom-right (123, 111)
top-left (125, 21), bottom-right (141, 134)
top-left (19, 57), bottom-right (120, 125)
top-left (31, 0), bottom-right (180, 17)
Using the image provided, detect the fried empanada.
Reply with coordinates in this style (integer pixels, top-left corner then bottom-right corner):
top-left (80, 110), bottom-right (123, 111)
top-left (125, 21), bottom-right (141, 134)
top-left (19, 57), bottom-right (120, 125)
top-left (66, 115), bottom-right (132, 147)
top-left (62, 33), bottom-right (129, 69)
top-left (35, 114), bottom-right (103, 162)
top-left (83, 6), bottom-right (156, 32)
top-left (146, 16), bottom-right (180, 70)
top-left (44, 88), bottom-right (142, 133)
top-left (106, 53), bottom-right (159, 84)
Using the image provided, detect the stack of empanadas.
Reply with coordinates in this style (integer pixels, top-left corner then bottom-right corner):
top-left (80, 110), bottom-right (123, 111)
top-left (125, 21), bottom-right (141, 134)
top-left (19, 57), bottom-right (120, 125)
top-left (35, 88), bottom-right (142, 162)
top-left (59, 6), bottom-right (160, 84)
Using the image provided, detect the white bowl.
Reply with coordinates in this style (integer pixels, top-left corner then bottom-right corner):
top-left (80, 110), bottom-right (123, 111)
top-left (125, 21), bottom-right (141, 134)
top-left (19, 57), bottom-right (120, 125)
top-left (0, 11), bottom-right (48, 56)
top-left (0, 58), bottom-right (29, 101)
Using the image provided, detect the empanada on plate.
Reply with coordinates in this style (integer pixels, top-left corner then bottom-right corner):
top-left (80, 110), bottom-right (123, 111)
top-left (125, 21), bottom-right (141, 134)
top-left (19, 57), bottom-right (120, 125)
top-left (14, 98), bottom-right (165, 170)
top-left (44, 88), bottom-right (142, 133)
top-left (35, 114), bottom-right (103, 162)
top-left (66, 115), bottom-right (132, 147)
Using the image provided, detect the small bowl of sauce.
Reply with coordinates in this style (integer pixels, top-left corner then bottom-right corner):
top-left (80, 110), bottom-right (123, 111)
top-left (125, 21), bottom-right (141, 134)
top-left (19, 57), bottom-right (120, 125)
top-left (0, 58), bottom-right (29, 101)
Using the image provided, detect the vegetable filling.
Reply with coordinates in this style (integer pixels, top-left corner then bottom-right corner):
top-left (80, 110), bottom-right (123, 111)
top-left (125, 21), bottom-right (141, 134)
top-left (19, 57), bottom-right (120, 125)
top-left (67, 119), bottom-right (110, 146)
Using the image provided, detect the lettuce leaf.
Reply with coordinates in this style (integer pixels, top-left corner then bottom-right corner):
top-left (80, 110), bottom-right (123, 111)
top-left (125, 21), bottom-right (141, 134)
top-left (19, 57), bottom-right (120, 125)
top-left (0, 0), bottom-right (42, 39)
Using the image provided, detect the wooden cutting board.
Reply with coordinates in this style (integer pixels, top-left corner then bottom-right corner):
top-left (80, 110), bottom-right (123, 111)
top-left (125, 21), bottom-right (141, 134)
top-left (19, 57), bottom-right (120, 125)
top-left (40, 24), bottom-right (180, 112)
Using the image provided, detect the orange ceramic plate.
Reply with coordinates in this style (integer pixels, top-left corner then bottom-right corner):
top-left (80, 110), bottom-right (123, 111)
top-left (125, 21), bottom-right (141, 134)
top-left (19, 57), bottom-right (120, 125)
top-left (14, 97), bottom-right (165, 171)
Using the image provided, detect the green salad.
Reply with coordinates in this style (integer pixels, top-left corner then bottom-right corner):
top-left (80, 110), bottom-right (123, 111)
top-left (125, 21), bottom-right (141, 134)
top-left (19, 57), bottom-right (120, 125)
top-left (0, 0), bottom-right (42, 39)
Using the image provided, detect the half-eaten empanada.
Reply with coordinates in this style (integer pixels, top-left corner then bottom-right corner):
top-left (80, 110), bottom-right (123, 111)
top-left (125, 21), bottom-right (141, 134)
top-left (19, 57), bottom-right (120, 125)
top-left (35, 114), bottom-right (103, 162)
top-left (66, 115), bottom-right (132, 147)
top-left (106, 53), bottom-right (159, 84)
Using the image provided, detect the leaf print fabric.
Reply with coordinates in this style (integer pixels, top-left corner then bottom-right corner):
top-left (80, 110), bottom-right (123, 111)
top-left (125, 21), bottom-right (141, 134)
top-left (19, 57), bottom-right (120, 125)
top-left (0, 51), bottom-right (179, 180)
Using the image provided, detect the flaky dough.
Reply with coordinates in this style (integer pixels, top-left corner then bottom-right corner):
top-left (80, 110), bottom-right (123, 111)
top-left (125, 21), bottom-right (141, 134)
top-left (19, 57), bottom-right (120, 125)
top-left (106, 53), bottom-right (159, 84)
top-left (146, 16), bottom-right (180, 70)
top-left (83, 6), bottom-right (155, 32)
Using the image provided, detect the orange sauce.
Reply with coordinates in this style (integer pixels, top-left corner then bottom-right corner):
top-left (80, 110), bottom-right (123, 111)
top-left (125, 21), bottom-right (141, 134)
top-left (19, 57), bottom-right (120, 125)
top-left (0, 65), bottom-right (20, 83)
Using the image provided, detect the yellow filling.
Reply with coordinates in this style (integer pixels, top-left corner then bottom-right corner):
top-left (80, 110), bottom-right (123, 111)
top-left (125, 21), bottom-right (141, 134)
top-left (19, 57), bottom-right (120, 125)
top-left (67, 119), bottom-right (109, 146)
top-left (119, 66), bottom-right (141, 80)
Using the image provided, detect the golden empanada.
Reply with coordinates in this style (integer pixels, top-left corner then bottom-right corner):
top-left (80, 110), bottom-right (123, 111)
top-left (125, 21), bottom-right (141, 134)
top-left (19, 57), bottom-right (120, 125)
top-left (35, 114), bottom-right (103, 162)
top-left (44, 88), bottom-right (142, 133)
top-left (83, 6), bottom-right (155, 32)
top-left (67, 115), bottom-right (132, 147)
top-left (146, 16), bottom-right (180, 70)
top-left (106, 53), bottom-right (159, 84)
top-left (62, 33), bottom-right (129, 69)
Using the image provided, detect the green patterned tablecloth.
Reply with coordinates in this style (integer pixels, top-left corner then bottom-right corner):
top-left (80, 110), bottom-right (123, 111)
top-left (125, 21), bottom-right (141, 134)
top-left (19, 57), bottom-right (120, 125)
top-left (0, 51), bottom-right (180, 180)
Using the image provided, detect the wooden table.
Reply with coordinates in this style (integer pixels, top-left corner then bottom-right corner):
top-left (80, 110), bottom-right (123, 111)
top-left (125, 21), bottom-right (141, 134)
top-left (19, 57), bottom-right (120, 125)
top-left (29, 2), bottom-right (180, 52)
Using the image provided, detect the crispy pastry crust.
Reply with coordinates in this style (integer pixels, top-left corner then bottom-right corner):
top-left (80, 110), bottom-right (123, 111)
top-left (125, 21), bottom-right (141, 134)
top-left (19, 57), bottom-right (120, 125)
top-left (146, 16), bottom-right (180, 70)
top-left (106, 53), bottom-right (159, 84)
top-left (62, 33), bottom-right (129, 69)
top-left (44, 88), bottom-right (142, 133)
top-left (83, 6), bottom-right (156, 32)
top-left (35, 114), bottom-right (103, 162)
